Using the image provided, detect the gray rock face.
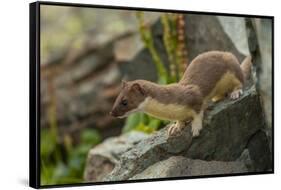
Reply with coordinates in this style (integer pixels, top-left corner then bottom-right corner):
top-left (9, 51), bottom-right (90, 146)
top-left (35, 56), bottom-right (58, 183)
top-left (103, 123), bottom-right (193, 181)
top-left (217, 16), bottom-right (250, 56)
top-left (183, 86), bottom-right (265, 161)
top-left (184, 15), bottom-right (245, 62)
top-left (245, 18), bottom-right (273, 152)
top-left (247, 131), bottom-right (272, 172)
top-left (131, 156), bottom-right (248, 180)
top-left (253, 19), bottom-right (273, 129)
top-left (84, 131), bottom-right (148, 182)
top-left (236, 149), bottom-right (253, 171)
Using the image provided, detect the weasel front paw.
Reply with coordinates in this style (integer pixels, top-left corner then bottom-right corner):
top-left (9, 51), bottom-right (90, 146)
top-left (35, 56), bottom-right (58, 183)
top-left (191, 124), bottom-right (201, 137)
top-left (230, 89), bottom-right (243, 100)
top-left (191, 112), bottom-right (203, 137)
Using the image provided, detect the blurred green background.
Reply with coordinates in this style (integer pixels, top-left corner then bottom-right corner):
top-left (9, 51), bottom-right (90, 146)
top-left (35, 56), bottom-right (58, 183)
top-left (40, 5), bottom-right (188, 185)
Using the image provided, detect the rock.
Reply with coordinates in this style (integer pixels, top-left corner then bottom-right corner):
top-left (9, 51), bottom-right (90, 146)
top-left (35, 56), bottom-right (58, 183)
top-left (102, 86), bottom-right (268, 181)
top-left (184, 15), bottom-right (245, 62)
top-left (253, 19), bottom-right (273, 129)
top-left (245, 18), bottom-right (272, 152)
top-left (236, 149), bottom-right (253, 171)
top-left (217, 16), bottom-right (250, 56)
top-left (114, 34), bottom-right (144, 61)
top-left (84, 131), bottom-right (148, 182)
top-left (131, 156), bottom-right (248, 180)
top-left (247, 130), bottom-right (272, 172)
top-left (119, 48), bottom-right (159, 82)
top-left (183, 86), bottom-right (266, 161)
top-left (235, 130), bottom-right (272, 173)
top-left (103, 122), bottom-right (193, 181)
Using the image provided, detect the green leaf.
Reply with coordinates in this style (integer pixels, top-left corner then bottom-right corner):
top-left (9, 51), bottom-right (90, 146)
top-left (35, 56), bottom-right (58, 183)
top-left (122, 113), bottom-right (142, 133)
top-left (135, 123), bottom-right (155, 134)
top-left (148, 118), bottom-right (162, 131)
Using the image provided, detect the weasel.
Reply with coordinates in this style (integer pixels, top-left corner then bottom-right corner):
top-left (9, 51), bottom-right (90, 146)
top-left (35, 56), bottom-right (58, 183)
top-left (110, 51), bottom-right (252, 137)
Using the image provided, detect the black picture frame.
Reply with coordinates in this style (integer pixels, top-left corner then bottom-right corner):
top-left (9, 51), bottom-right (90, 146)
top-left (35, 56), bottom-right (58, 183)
top-left (29, 1), bottom-right (274, 188)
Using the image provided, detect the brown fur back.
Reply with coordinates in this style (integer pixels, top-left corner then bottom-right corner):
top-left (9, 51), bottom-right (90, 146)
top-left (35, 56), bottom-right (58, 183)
top-left (179, 51), bottom-right (244, 97)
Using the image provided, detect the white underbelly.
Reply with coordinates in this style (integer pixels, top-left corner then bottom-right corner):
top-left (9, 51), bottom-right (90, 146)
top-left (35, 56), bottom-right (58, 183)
top-left (142, 98), bottom-right (195, 121)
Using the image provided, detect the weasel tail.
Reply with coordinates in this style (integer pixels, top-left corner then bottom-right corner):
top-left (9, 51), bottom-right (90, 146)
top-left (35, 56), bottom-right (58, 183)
top-left (240, 55), bottom-right (252, 80)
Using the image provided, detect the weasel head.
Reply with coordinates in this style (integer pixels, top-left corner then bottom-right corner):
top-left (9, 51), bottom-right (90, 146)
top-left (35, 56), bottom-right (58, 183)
top-left (110, 80), bottom-right (147, 118)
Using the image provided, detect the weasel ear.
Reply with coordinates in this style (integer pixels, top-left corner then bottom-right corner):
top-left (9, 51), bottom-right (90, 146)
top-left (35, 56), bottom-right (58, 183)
top-left (131, 83), bottom-right (145, 96)
top-left (121, 80), bottom-right (127, 88)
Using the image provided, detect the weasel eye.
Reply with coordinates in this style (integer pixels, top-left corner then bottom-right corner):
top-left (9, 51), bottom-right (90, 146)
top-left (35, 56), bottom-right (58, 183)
top-left (121, 99), bottom-right (128, 106)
